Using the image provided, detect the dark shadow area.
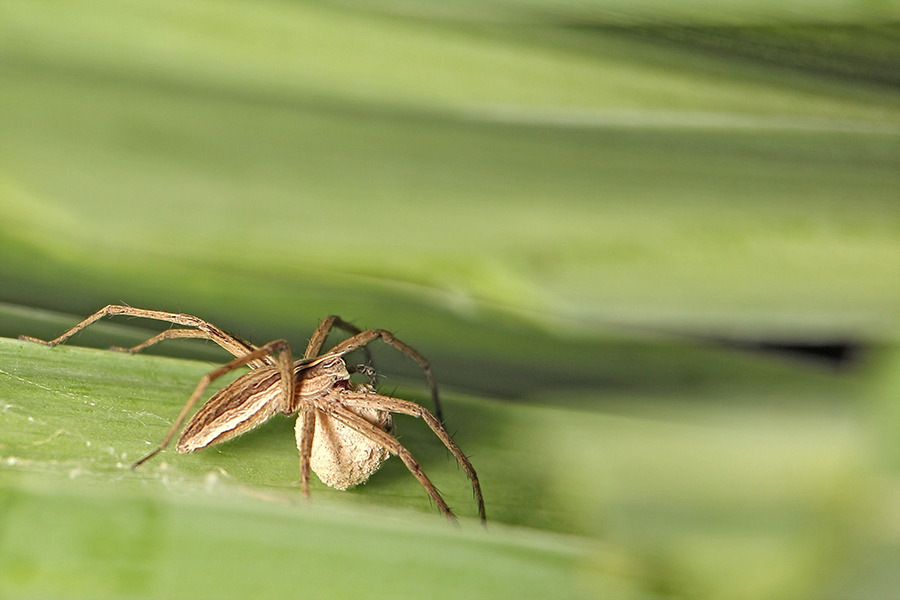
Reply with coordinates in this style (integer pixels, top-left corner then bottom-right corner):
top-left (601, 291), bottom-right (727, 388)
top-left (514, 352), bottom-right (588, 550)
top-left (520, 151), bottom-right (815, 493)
top-left (367, 330), bottom-right (870, 411)
top-left (570, 22), bottom-right (900, 90)
top-left (731, 339), bottom-right (864, 368)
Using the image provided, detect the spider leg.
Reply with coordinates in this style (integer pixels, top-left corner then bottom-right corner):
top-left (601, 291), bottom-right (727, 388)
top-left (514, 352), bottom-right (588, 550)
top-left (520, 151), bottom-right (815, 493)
top-left (304, 315), bottom-right (374, 368)
top-left (339, 391), bottom-right (485, 524)
top-left (20, 304), bottom-right (272, 368)
top-left (109, 328), bottom-right (268, 368)
top-left (321, 401), bottom-right (457, 523)
top-left (325, 329), bottom-right (443, 423)
top-left (296, 403), bottom-right (317, 498)
top-left (132, 339), bottom-right (295, 469)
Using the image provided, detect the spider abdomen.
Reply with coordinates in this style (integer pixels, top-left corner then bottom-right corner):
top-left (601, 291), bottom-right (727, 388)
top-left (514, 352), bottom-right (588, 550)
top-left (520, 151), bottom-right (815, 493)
top-left (176, 368), bottom-right (284, 454)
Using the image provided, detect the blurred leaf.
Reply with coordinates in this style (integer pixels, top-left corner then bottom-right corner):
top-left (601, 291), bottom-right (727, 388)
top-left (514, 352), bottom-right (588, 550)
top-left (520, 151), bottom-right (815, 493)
top-left (1, 2), bottom-right (898, 340)
top-left (1, 1), bottom-right (898, 598)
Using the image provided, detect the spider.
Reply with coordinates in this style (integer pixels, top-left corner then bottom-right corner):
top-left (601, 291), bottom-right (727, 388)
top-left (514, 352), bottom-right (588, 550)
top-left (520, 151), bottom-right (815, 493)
top-left (20, 305), bottom-right (485, 524)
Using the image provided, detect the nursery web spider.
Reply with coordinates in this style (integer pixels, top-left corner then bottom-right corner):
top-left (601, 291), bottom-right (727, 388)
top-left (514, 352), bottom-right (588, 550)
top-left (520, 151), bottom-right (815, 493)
top-left (21, 305), bottom-right (485, 524)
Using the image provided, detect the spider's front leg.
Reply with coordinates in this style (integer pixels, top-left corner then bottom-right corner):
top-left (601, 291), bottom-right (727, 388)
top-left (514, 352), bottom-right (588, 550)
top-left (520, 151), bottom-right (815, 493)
top-left (326, 328), bottom-right (444, 423)
top-left (323, 402), bottom-right (457, 523)
top-left (340, 391), bottom-right (486, 524)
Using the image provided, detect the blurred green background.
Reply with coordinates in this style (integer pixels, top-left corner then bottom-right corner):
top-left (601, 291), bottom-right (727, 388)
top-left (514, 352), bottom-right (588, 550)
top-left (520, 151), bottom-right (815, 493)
top-left (1, 1), bottom-right (898, 598)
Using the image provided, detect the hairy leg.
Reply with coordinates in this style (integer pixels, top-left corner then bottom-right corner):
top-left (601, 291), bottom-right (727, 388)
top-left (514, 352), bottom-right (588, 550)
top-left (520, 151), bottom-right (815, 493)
top-left (304, 315), bottom-right (373, 368)
top-left (322, 401), bottom-right (457, 523)
top-left (21, 304), bottom-right (271, 368)
top-left (295, 402), bottom-right (317, 498)
top-left (110, 328), bottom-right (268, 369)
top-left (340, 391), bottom-right (485, 524)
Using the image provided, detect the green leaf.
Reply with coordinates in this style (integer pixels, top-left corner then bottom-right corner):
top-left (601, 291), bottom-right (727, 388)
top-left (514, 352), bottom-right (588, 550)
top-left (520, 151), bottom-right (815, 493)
top-left (2, 319), bottom-right (894, 599)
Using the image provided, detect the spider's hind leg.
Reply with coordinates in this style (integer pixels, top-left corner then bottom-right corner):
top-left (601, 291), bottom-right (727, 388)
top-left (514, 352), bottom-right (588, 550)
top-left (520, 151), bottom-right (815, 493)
top-left (20, 304), bottom-right (267, 367)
